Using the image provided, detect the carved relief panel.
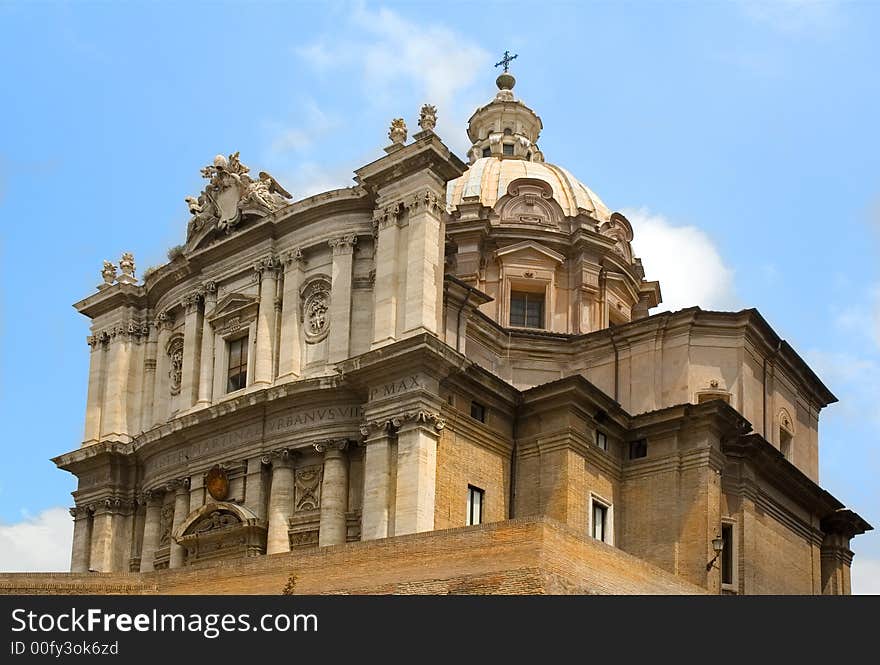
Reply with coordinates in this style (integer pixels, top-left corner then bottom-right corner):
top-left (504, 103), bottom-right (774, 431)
top-left (300, 276), bottom-right (331, 344)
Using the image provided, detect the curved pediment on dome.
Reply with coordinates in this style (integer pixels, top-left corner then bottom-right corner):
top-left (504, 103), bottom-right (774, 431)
top-left (599, 212), bottom-right (635, 264)
top-left (493, 177), bottom-right (566, 230)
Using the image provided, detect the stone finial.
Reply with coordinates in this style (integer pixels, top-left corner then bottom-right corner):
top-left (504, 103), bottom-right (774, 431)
top-left (388, 118), bottom-right (407, 145)
top-left (117, 252), bottom-right (136, 285)
top-left (418, 104), bottom-right (437, 132)
top-left (99, 260), bottom-right (117, 289)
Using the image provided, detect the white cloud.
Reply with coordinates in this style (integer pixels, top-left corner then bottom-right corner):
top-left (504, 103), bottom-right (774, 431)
top-left (625, 207), bottom-right (739, 313)
top-left (0, 507), bottom-right (72, 572)
top-left (296, 4), bottom-right (491, 154)
top-left (268, 99), bottom-right (339, 155)
top-left (852, 557), bottom-right (880, 594)
top-left (832, 285), bottom-right (880, 352)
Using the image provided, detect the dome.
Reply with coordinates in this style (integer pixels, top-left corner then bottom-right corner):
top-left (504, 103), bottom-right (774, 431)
top-left (446, 157), bottom-right (612, 221)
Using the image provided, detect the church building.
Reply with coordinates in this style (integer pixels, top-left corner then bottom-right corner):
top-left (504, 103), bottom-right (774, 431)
top-left (45, 61), bottom-right (870, 595)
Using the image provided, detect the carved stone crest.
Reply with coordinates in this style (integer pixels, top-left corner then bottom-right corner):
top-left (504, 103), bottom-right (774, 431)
top-left (418, 104), bottom-right (437, 132)
top-left (185, 152), bottom-right (292, 243)
top-left (205, 465), bottom-right (229, 501)
top-left (388, 118), bottom-right (407, 145)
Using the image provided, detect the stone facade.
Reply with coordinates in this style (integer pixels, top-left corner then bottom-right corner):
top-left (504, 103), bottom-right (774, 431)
top-left (41, 68), bottom-right (869, 595)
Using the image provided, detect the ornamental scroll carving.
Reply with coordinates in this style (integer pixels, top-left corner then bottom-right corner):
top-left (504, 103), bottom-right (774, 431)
top-left (158, 503), bottom-right (174, 546)
top-left (294, 466), bottom-right (322, 511)
top-left (300, 277), bottom-right (331, 343)
top-left (167, 336), bottom-right (184, 396)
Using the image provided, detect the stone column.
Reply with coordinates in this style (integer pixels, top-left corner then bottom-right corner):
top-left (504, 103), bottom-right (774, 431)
top-left (169, 479), bottom-right (190, 569)
top-left (402, 188), bottom-right (445, 337)
top-left (128, 498), bottom-right (146, 572)
top-left (244, 456), bottom-right (268, 521)
top-left (180, 293), bottom-right (202, 409)
top-left (100, 325), bottom-right (134, 441)
top-left (253, 256), bottom-right (280, 386)
top-left (328, 235), bottom-right (356, 364)
top-left (197, 281), bottom-right (217, 406)
top-left (140, 322), bottom-right (158, 431)
top-left (371, 203), bottom-right (401, 348)
top-left (189, 473), bottom-right (205, 510)
top-left (277, 249), bottom-right (304, 380)
top-left (265, 450), bottom-right (295, 555)
top-left (361, 425), bottom-right (393, 541)
top-left (316, 440), bottom-right (349, 546)
top-left (69, 505), bottom-right (93, 573)
top-left (152, 311), bottom-right (173, 425)
top-left (82, 336), bottom-right (105, 445)
top-left (89, 498), bottom-right (121, 572)
top-left (394, 413), bottom-right (444, 536)
top-left (139, 491), bottom-right (163, 573)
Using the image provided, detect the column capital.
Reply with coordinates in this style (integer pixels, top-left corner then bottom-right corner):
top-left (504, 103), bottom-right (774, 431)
top-left (262, 448), bottom-right (296, 467)
top-left (253, 254), bottom-right (282, 280)
top-left (402, 188), bottom-right (444, 214)
top-left (371, 201), bottom-right (402, 234)
top-left (154, 309), bottom-right (175, 330)
top-left (397, 410), bottom-right (446, 432)
top-left (314, 439), bottom-right (349, 455)
top-left (282, 248), bottom-right (305, 269)
top-left (182, 291), bottom-right (202, 314)
top-left (167, 478), bottom-right (191, 494)
top-left (328, 234), bottom-right (358, 255)
top-left (70, 505), bottom-right (94, 519)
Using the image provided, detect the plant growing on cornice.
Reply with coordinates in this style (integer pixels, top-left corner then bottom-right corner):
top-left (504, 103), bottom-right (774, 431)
top-left (167, 244), bottom-right (184, 261)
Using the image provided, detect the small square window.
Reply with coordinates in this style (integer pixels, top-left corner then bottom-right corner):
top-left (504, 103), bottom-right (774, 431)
top-left (467, 486), bottom-right (484, 526)
top-left (482, 146), bottom-right (491, 158)
top-left (470, 401), bottom-right (486, 423)
top-left (629, 439), bottom-right (648, 460)
top-left (596, 430), bottom-right (608, 451)
top-left (502, 143), bottom-right (514, 156)
top-left (510, 291), bottom-right (544, 329)
top-left (226, 336), bottom-right (249, 393)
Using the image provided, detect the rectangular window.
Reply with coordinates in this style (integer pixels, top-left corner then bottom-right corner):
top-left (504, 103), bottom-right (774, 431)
top-left (510, 291), bottom-right (545, 328)
top-left (226, 336), bottom-right (248, 393)
top-left (629, 439), bottom-right (648, 459)
top-left (592, 502), bottom-right (608, 542)
top-left (466, 485), bottom-right (484, 526)
top-left (779, 428), bottom-right (792, 461)
top-left (721, 522), bottom-right (734, 586)
top-left (596, 430), bottom-right (608, 451)
top-left (482, 146), bottom-right (491, 158)
top-left (502, 143), bottom-right (514, 156)
top-left (470, 401), bottom-right (486, 423)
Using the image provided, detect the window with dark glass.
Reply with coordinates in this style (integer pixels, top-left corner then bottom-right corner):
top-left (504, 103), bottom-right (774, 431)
top-left (629, 439), bottom-right (648, 459)
top-left (482, 146), bottom-right (491, 158)
top-left (510, 291), bottom-right (544, 328)
top-left (466, 486), bottom-right (484, 526)
top-left (502, 143), bottom-right (514, 156)
top-left (226, 336), bottom-right (248, 393)
top-left (592, 502), bottom-right (608, 542)
top-left (721, 522), bottom-right (734, 586)
top-left (596, 430), bottom-right (608, 451)
top-left (470, 401), bottom-right (486, 423)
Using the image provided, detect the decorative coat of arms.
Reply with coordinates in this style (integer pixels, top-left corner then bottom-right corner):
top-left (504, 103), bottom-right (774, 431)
top-left (205, 465), bottom-right (230, 501)
top-left (185, 152), bottom-right (292, 242)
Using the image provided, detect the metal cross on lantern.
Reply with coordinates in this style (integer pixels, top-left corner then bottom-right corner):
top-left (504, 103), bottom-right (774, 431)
top-left (495, 50), bottom-right (518, 73)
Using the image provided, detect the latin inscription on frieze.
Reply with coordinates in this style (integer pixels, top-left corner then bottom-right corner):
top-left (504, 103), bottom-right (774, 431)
top-left (369, 375), bottom-right (421, 402)
top-left (266, 405), bottom-right (363, 436)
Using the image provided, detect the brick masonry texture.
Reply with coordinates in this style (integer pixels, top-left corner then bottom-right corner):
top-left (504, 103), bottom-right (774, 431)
top-left (0, 517), bottom-right (704, 595)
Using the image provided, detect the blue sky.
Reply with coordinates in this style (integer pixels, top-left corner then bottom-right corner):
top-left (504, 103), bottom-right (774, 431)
top-left (1, 0), bottom-right (878, 589)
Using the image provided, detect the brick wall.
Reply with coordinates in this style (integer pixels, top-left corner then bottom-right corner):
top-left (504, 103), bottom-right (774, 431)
top-left (0, 518), bottom-right (704, 595)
